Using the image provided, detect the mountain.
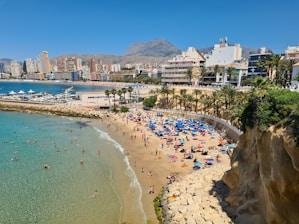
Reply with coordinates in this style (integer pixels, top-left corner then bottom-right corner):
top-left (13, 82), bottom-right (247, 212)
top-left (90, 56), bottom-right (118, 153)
top-left (53, 54), bottom-right (172, 66)
top-left (0, 38), bottom-right (261, 66)
top-left (124, 38), bottom-right (181, 57)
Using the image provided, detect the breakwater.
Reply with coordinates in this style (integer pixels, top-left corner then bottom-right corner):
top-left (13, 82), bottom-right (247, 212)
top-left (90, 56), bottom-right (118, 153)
top-left (0, 101), bottom-right (103, 119)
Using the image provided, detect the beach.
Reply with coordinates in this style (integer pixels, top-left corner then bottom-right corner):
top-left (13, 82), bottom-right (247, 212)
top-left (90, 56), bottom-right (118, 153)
top-left (0, 87), bottom-right (235, 223)
top-left (94, 110), bottom-right (235, 223)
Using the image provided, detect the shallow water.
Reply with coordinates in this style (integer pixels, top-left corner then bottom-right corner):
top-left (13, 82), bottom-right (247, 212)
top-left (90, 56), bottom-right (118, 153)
top-left (0, 111), bottom-right (145, 224)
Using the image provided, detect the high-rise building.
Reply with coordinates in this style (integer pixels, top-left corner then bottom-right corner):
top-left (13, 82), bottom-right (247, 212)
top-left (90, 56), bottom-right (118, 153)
top-left (89, 59), bottom-right (96, 73)
top-left (56, 57), bottom-right (67, 72)
top-left (24, 58), bottom-right (38, 73)
top-left (9, 61), bottom-right (22, 78)
top-left (66, 58), bottom-right (76, 72)
top-left (37, 51), bottom-right (51, 73)
top-left (0, 63), bottom-right (5, 73)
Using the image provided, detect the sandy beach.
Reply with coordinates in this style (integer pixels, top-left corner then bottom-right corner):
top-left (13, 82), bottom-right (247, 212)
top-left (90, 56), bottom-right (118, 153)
top-left (0, 92), bottom-right (235, 223)
top-left (96, 110), bottom-right (234, 223)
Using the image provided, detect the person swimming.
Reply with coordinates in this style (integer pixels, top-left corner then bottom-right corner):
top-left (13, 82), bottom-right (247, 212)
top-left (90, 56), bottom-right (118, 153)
top-left (93, 190), bottom-right (99, 198)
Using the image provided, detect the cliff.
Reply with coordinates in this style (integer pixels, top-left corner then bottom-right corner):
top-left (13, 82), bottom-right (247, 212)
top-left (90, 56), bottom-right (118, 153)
top-left (223, 125), bottom-right (299, 224)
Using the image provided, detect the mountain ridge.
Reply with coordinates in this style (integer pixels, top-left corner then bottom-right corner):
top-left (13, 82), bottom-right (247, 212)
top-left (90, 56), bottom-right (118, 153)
top-left (1, 38), bottom-right (259, 65)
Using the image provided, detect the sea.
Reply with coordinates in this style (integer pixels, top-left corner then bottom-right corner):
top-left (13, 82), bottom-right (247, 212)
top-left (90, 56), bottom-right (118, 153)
top-left (0, 81), bottom-right (146, 224)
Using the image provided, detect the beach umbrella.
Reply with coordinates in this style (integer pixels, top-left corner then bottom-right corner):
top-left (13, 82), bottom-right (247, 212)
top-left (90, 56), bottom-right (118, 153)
top-left (9, 90), bottom-right (16, 95)
top-left (229, 144), bottom-right (236, 149)
top-left (28, 89), bottom-right (35, 94)
top-left (194, 162), bottom-right (201, 167)
top-left (18, 90), bottom-right (25, 94)
top-left (191, 130), bottom-right (198, 135)
top-left (168, 155), bottom-right (178, 161)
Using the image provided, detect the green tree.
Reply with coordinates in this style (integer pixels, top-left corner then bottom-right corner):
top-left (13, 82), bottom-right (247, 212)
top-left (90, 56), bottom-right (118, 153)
top-left (127, 86), bottom-right (134, 103)
top-left (105, 89), bottom-right (111, 109)
top-left (221, 85), bottom-right (237, 122)
top-left (121, 87), bottom-right (127, 103)
top-left (143, 96), bottom-right (157, 108)
top-left (110, 88), bottom-right (117, 109)
top-left (185, 68), bottom-right (193, 86)
top-left (117, 90), bottom-right (123, 104)
top-left (193, 89), bottom-right (202, 113)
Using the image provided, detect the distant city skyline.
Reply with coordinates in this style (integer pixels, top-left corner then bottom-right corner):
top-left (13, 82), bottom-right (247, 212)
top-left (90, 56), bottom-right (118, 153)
top-left (0, 0), bottom-right (298, 61)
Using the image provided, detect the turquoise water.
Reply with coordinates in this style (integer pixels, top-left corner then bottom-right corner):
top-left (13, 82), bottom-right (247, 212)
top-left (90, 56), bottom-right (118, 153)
top-left (0, 81), bottom-right (107, 95)
top-left (0, 111), bottom-right (145, 224)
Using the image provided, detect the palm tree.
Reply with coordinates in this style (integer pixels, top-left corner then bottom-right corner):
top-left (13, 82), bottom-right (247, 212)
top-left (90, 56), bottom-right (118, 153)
top-left (161, 86), bottom-right (170, 108)
top-left (281, 59), bottom-right (296, 87)
top-left (174, 94), bottom-right (180, 110)
top-left (257, 59), bottom-right (267, 77)
top-left (199, 66), bottom-right (207, 84)
top-left (271, 54), bottom-right (282, 85)
top-left (192, 89), bottom-right (201, 113)
top-left (117, 90), bottom-right (123, 104)
top-left (170, 88), bottom-right (176, 108)
top-left (185, 68), bottom-right (193, 86)
top-left (110, 88), bottom-right (117, 109)
top-left (226, 67), bottom-right (234, 81)
top-left (121, 87), bottom-right (127, 103)
top-left (249, 76), bottom-right (276, 99)
top-left (127, 86), bottom-right (134, 103)
top-left (220, 85), bottom-right (236, 122)
top-left (211, 90), bottom-right (221, 117)
top-left (180, 88), bottom-right (187, 95)
top-left (105, 89), bottom-right (111, 109)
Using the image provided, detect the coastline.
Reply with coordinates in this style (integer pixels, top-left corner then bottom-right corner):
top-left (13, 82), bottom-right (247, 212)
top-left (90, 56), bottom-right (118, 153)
top-left (0, 100), bottom-right (235, 223)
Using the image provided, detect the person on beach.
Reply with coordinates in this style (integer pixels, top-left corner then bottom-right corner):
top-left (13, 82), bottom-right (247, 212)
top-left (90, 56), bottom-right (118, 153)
top-left (148, 171), bottom-right (152, 177)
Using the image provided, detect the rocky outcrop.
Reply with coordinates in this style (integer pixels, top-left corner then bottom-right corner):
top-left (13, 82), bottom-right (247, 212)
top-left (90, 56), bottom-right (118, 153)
top-left (160, 162), bottom-right (237, 224)
top-left (223, 126), bottom-right (299, 224)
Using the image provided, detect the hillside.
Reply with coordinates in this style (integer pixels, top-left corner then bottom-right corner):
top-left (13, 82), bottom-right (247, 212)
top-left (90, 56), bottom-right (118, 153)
top-left (124, 38), bottom-right (181, 57)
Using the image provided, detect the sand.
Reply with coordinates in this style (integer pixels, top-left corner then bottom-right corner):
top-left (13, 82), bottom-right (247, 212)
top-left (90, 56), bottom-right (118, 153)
top-left (98, 110), bottom-right (232, 223)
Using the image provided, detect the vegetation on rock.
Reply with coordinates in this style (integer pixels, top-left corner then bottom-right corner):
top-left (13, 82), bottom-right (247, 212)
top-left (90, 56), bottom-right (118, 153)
top-left (240, 85), bottom-right (299, 144)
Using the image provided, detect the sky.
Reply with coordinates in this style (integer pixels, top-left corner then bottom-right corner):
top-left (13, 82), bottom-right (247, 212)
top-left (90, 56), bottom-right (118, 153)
top-left (0, 0), bottom-right (298, 61)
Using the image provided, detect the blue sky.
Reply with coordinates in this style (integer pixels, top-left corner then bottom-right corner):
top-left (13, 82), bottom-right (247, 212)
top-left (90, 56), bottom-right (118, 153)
top-left (0, 0), bottom-right (298, 61)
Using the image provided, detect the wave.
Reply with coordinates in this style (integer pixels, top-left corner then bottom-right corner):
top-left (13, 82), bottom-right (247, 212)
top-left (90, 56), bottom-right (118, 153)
top-left (93, 127), bottom-right (146, 223)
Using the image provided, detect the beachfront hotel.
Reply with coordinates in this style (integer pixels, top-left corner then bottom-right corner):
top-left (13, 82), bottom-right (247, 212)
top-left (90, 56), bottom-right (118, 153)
top-left (161, 47), bottom-right (206, 85)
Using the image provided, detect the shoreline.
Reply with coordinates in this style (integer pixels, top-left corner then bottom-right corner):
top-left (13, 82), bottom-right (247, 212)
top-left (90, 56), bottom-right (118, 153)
top-left (0, 100), bottom-right (235, 223)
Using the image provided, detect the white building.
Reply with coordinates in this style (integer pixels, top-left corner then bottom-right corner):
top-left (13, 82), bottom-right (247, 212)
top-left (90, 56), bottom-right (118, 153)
top-left (285, 46), bottom-right (299, 60)
top-left (205, 37), bottom-right (242, 67)
top-left (24, 58), bottom-right (38, 73)
top-left (161, 47), bottom-right (205, 85)
top-left (8, 61), bottom-right (22, 78)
